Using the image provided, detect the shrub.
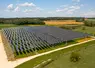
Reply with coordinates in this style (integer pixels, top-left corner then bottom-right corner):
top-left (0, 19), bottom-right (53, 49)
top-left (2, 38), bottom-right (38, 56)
top-left (70, 52), bottom-right (81, 62)
top-left (82, 26), bottom-right (86, 30)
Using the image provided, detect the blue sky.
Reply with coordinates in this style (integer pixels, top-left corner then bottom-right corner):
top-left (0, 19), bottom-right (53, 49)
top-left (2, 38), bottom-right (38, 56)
top-left (0, 0), bottom-right (95, 18)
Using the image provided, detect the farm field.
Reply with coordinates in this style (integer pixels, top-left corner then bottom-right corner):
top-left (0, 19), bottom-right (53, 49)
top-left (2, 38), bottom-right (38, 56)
top-left (15, 39), bottom-right (95, 68)
top-left (44, 20), bottom-right (83, 25)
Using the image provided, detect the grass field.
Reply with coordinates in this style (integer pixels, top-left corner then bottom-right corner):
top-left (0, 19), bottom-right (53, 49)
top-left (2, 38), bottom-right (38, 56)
top-left (15, 40), bottom-right (95, 68)
top-left (45, 20), bottom-right (83, 25)
top-left (0, 24), bottom-right (18, 29)
top-left (73, 26), bottom-right (95, 35)
top-left (0, 24), bottom-right (45, 30)
top-left (44, 41), bottom-right (95, 68)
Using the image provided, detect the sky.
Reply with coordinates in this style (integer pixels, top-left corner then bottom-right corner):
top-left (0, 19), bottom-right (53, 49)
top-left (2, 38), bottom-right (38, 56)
top-left (0, 0), bottom-right (95, 18)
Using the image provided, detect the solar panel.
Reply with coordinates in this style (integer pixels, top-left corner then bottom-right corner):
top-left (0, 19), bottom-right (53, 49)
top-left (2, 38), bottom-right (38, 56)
top-left (1, 26), bottom-right (90, 55)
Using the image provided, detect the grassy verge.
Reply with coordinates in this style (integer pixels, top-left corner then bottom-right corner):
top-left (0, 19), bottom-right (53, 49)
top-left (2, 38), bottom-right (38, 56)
top-left (15, 40), bottom-right (95, 68)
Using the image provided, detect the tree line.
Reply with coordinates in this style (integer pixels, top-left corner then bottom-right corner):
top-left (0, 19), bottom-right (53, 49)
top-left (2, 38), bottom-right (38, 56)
top-left (0, 18), bottom-right (45, 25)
top-left (84, 19), bottom-right (95, 27)
top-left (0, 17), bottom-right (85, 25)
top-left (40, 17), bottom-right (84, 22)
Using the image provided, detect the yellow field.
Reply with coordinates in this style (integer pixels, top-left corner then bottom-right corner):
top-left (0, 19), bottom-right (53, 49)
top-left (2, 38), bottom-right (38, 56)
top-left (44, 20), bottom-right (83, 25)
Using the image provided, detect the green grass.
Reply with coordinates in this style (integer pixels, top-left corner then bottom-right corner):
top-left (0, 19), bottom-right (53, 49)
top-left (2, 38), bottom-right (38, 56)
top-left (0, 24), bottom-right (18, 29)
top-left (0, 24), bottom-right (44, 30)
top-left (15, 40), bottom-right (95, 68)
top-left (73, 26), bottom-right (95, 35)
top-left (44, 42), bottom-right (95, 68)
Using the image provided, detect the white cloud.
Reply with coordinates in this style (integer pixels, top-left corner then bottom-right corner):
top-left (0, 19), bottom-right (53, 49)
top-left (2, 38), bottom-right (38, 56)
top-left (23, 7), bottom-right (42, 13)
top-left (48, 11), bottom-right (56, 14)
top-left (67, 9), bottom-right (76, 14)
top-left (7, 4), bottom-right (20, 12)
top-left (7, 4), bottom-right (14, 11)
top-left (83, 11), bottom-right (95, 17)
top-left (14, 6), bottom-right (20, 12)
top-left (56, 8), bottom-right (68, 12)
top-left (6, 2), bottom-right (43, 13)
top-left (19, 2), bottom-right (36, 7)
top-left (56, 5), bottom-right (81, 14)
top-left (72, 0), bottom-right (80, 2)
top-left (24, 9), bottom-right (33, 13)
top-left (70, 6), bottom-right (80, 9)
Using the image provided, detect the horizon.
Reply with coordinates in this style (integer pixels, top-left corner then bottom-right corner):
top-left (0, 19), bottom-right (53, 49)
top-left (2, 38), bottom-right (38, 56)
top-left (0, 0), bottom-right (95, 18)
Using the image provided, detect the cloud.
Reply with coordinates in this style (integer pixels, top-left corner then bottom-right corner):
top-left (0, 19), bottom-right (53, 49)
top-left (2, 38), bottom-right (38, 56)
top-left (72, 0), bottom-right (80, 2)
top-left (83, 11), bottom-right (95, 17)
top-left (56, 8), bottom-right (68, 12)
top-left (56, 5), bottom-right (81, 14)
top-left (70, 6), bottom-right (80, 9)
top-left (14, 6), bottom-right (20, 12)
top-left (7, 4), bottom-right (20, 12)
top-left (48, 11), bottom-right (56, 14)
top-left (23, 7), bottom-right (42, 13)
top-left (6, 2), bottom-right (43, 13)
top-left (21, 3), bottom-right (43, 13)
top-left (7, 4), bottom-right (14, 11)
top-left (24, 9), bottom-right (33, 13)
top-left (19, 2), bottom-right (36, 7)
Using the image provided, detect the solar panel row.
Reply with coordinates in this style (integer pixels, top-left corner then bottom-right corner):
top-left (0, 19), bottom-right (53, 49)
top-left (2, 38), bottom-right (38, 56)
top-left (2, 26), bottom-right (90, 55)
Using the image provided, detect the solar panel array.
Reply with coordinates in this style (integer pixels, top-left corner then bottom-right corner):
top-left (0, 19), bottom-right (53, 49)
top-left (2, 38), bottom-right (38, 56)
top-left (2, 26), bottom-right (90, 55)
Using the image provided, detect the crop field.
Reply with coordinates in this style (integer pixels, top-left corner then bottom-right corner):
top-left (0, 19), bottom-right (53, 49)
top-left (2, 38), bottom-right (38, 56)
top-left (44, 20), bottom-right (83, 25)
top-left (1, 26), bottom-right (90, 60)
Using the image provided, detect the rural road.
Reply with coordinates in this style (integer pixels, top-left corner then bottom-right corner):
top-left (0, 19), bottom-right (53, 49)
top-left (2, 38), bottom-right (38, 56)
top-left (0, 32), bottom-right (95, 68)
